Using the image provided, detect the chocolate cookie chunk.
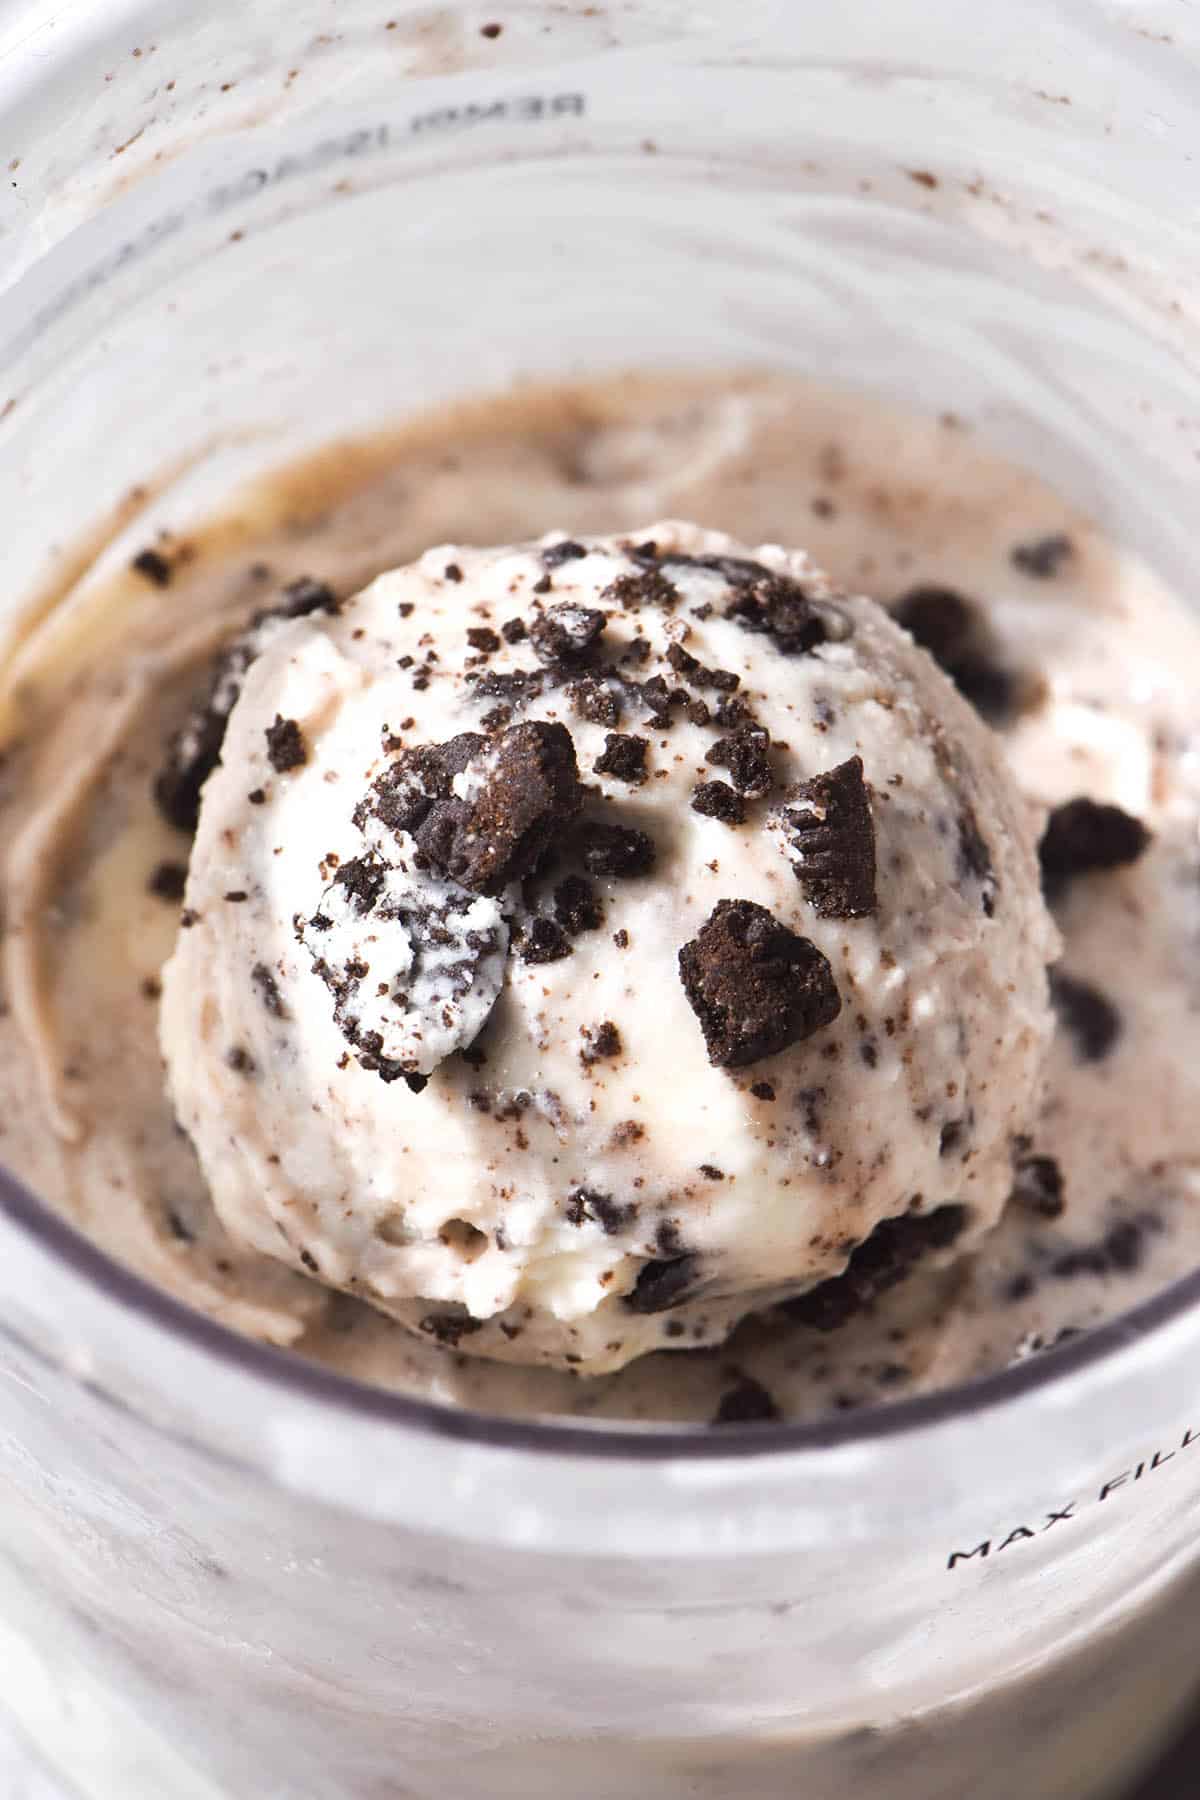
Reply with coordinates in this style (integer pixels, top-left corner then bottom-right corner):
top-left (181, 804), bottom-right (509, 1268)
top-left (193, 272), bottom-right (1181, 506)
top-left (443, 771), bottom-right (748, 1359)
top-left (1039, 798), bottom-right (1151, 895)
top-left (782, 1204), bottom-right (969, 1331)
top-left (1049, 970), bottom-right (1122, 1063)
top-left (594, 733), bottom-right (649, 785)
top-left (264, 715), bottom-right (307, 774)
top-left (625, 1252), bottom-right (703, 1313)
top-left (553, 874), bottom-right (604, 935)
top-left (600, 568), bottom-right (680, 612)
top-left (1012, 1153), bottom-right (1066, 1220)
top-left (679, 899), bottom-right (842, 1069)
top-left (529, 603), bottom-right (607, 664)
top-left (517, 917), bottom-right (573, 964)
top-left (568, 677), bottom-right (622, 727)
top-left (712, 1375), bottom-right (781, 1425)
top-left (665, 642), bottom-right (741, 692)
top-left (365, 733), bottom-right (487, 837)
top-left (890, 585), bottom-right (1016, 725)
top-left (577, 821), bottom-right (657, 878)
top-left (413, 722), bottom-right (582, 894)
top-left (705, 724), bottom-right (773, 798)
top-left (691, 781), bottom-right (745, 825)
top-left (774, 755), bottom-right (876, 918)
top-left (726, 573), bottom-right (829, 655)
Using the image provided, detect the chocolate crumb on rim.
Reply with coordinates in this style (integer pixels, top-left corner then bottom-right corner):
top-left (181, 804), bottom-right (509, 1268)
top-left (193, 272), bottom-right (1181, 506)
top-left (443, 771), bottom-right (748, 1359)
top-left (679, 898), bottom-right (842, 1069)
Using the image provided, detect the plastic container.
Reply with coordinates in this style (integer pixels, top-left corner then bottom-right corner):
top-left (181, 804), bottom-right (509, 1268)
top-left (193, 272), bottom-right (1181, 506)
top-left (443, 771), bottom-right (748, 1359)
top-left (0, 5), bottom-right (1198, 1796)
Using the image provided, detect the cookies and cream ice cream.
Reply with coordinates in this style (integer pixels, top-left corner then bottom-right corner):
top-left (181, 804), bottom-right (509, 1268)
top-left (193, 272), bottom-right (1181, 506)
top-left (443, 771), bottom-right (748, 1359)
top-left (2, 369), bottom-right (1196, 1426)
top-left (160, 522), bottom-right (1057, 1374)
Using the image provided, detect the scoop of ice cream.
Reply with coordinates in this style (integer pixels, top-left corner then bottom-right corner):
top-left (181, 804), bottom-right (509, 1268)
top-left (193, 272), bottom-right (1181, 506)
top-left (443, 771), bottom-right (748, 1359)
top-left (160, 523), bottom-right (1058, 1374)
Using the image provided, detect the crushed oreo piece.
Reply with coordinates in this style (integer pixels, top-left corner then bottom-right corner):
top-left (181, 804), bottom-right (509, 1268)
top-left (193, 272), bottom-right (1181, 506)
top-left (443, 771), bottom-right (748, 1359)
top-left (420, 1312), bottom-right (484, 1347)
top-left (518, 917), bottom-right (572, 964)
top-left (566, 1188), bottom-right (637, 1235)
top-left (1012, 533), bottom-right (1074, 579)
top-left (594, 733), bottom-right (649, 785)
top-left (773, 755), bottom-right (876, 918)
top-left (568, 677), bottom-right (622, 727)
top-left (750, 1080), bottom-right (776, 1101)
top-left (466, 626), bottom-right (501, 655)
top-left (365, 733), bottom-right (486, 837)
top-left (713, 1376), bottom-right (781, 1425)
top-left (466, 667), bottom-right (546, 710)
top-left (444, 562), bottom-right (464, 584)
top-left (891, 585), bottom-right (1017, 725)
top-left (580, 1020), bottom-right (622, 1066)
top-left (298, 853), bottom-right (508, 1081)
top-left (665, 642), bottom-right (740, 692)
top-left (691, 781), bottom-right (745, 825)
top-left (540, 539), bottom-right (588, 570)
top-left (132, 547), bottom-right (173, 587)
top-left (148, 860), bottom-right (188, 903)
top-left (278, 576), bottom-right (340, 619)
top-left (726, 573), bottom-right (829, 655)
top-left (679, 899), bottom-right (842, 1069)
top-left (500, 616), bottom-right (527, 644)
top-left (1039, 798), bottom-right (1151, 897)
top-left (265, 715), bottom-right (307, 774)
top-left (1013, 1153), bottom-right (1065, 1219)
top-left (1049, 970), bottom-right (1122, 1064)
top-left (705, 724), bottom-right (773, 798)
top-left (783, 1205), bottom-right (969, 1331)
top-left (412, 722), bottom-right (582, 895)
top-left (530, 604), bottom-right (606, 664)
top-left (226, 1045), bottom-right (256, 1075)
top-left (600, 568), bottom-right (679, 612)
top-left (554, 874), bottom-right (603, 935)
top-left (578, 821), bottom-right (656, 878)
top-left (625, 1252), bottom-right (703, 1314)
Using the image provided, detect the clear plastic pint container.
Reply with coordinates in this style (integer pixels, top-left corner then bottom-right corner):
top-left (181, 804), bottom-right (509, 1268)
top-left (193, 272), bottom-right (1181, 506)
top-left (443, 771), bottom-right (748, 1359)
top-left (0, 4), bottom-right (1198, 1797)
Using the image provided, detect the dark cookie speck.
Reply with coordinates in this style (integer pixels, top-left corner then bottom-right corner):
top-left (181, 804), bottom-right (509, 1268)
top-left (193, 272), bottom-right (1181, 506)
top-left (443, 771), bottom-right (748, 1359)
top-left (1012, 533), bottom-right (1074, 579)
top-left (580, 1021), bottom-right (622, 1067)
top-left (148, 861), bottom-right (188, 903)
top-left (1050, 970), bottom-right (1122, 1064)
top-left (705, 724), bottom-right (773, 799)
top-left (713, 1376), bottom-right (781, 1425)
top-left (466, 626), bottom-right (501, 655)
top-left (775, 755), bottom-right (876, 918)
top-left (251, 961), bottom-right (287, 1018)
top-left (265, 716), bottom-right (307, 774)
top-left (679, 898), bottom-right (842, 1069)
top-left (1013, 1154), bottom-right (1065, 1219)
top-left (132, 548), bottom-right (173, 588)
